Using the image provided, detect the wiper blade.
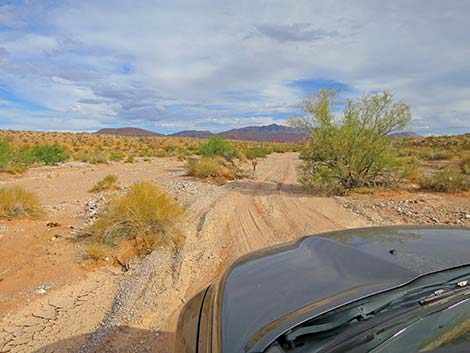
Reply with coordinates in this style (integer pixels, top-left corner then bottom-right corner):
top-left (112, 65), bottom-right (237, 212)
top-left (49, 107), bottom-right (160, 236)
top-left (318, 286), bottom-right (470, 353)
top-left (283, 274), bottom-right (470, 346)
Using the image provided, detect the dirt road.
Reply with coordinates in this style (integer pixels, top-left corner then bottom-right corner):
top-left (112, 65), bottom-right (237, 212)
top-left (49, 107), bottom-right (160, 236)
top-left (0, 153), bottom-right (368, 353)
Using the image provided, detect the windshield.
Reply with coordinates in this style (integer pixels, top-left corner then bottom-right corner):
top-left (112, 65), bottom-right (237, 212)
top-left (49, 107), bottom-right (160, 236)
top-left (264, 266), bottom-right (470, 353)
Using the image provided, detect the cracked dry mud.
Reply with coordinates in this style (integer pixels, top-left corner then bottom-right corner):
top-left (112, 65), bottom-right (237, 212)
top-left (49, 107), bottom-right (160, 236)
top-left (1, 271), bottom-right (115, 353)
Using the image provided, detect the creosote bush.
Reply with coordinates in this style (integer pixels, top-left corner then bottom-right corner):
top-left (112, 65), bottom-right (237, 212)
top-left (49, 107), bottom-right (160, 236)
top-left (290, 89), bottom-right (411, 194)
top-left (198, 137), bottom-right (238, 161)
top-left (0, 186), bottom-right (44, 219)
top-left (33, 144), bottom-right (68, 165)
top-left (90, 183), bottom-right (184, 256)
top-left (89, 174), bottom-right (119, 193)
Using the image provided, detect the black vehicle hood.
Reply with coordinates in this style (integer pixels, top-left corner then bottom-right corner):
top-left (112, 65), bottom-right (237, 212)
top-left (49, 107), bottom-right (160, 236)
top-left (217, 226), bottom-right (470, 353)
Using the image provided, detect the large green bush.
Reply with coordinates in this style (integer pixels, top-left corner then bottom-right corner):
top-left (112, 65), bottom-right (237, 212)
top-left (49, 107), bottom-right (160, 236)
top-left (198, 137), bottom-right (238, 161)
top-left (33, 144), bottom-right (68, 165)
top-left (290, 89), bottom-right (411, 194)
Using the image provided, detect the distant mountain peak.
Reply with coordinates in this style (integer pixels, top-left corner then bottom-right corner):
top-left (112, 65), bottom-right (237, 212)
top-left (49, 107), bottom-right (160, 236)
top-left (96, 127), bottom-right (162, 137)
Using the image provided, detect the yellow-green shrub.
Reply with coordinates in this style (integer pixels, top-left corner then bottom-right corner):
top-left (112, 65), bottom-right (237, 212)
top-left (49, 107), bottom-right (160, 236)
top-left (89, 174), bottom-right (119, 193)
top-left (0, 187), bottom-right (44, 218)
top-left (91, 183), bottom-right (183, 255)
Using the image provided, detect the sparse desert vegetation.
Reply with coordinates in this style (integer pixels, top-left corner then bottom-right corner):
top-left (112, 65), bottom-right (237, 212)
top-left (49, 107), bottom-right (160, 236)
top-left (397, 133), bottom-right (470, 192)
top-left (0, 186), bottom-right (43, 219)
top-left (88, 182), bottom-right (184, 259)
top-left (0, 130), bottom-right (293, 167)
top-left (89, 174), bottom-right (120, 193)
top-left (186, 137), bottom-right (248, 182)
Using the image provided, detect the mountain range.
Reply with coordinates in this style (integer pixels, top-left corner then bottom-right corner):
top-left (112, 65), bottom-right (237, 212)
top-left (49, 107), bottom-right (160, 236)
top-left (96, 124), bottom-right (421, 142)
top-left (97, 124), bottom-right (309, 142)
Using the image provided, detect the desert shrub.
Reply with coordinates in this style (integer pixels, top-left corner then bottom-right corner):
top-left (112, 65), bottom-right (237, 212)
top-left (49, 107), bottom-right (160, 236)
top-left (290, 89), bottom-right (411, 194)
top-left (187, 157), bottom-right (224, 177)
top-left (420, 167), bottom-right (470, 192)
top-left (0, 139), bottom-right (12, 170)
top-left (126, 155), bottom-right (135, 163)
top-left (85, 242), bottom-right (110, 260)
top-left (418, 149), bottom-right (453, 161)
top-left (33, 144), bottom-right (68, 165)
top-left (5, 164), bottom-right (29, 174)
top-left (89, 174), bottom-right (119, 193)
top-left (74, 151), bottom-right (92, 162)
top-left (460, 155), bottom-right (470, 175)
top-left (109, 150), bottom-right (125, 161)
top-left (401, 157), bottom-right (424, 183)
top-left (91, 183), bottom-right (183, 255)
top-left (0, 187), bottom-right (44, 218)
top-left (244, 147), bottom-right (270, 160)
top-left (186, 156), bottom-right (242, 180)
top-left (199, 137), bottom-right (238, 161)
top-left (14, 146), bottom-right (35, 166)
top-left (89, 151), bottom-right (109, 164)
top-left (164, 145), bottom-right (178, 156)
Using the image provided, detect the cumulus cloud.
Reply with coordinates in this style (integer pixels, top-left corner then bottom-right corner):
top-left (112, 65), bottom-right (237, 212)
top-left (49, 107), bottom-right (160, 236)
top-left (0, 0), bottom-right (468, 134)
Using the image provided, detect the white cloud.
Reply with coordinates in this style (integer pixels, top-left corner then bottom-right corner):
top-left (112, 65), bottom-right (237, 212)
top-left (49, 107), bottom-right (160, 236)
top-left (0, 0), bottom-right (468, 134)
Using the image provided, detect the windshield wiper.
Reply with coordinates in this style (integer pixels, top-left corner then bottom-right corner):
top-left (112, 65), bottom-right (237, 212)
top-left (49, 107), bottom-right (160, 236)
top-left (280, 268), bottom-right (470, 350)
top-left (317, 286), bottom-right (470, 353)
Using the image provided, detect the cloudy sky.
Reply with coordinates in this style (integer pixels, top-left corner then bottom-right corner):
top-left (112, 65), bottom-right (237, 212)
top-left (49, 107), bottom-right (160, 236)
top-left (0, 0), bottom-right (469, 134)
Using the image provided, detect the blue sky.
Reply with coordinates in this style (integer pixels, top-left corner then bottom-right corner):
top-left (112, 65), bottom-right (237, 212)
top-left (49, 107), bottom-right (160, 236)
top-left (0, 1), bottom-right (469, 135)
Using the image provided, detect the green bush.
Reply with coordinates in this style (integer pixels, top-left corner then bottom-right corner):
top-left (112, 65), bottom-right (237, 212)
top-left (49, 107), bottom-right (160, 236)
top-left (14, 146), bottom-right (36, 166)
top-left (109, 150), bottom-right (125, 161)
top-left (290, 89), bottom-right (411, 194)
top-left (244, 147), bottom-right (270, 160)
top-left (0, 139), bottom-right (12, 170)
top-left (33, 144), bottom-right (68, 165)
top-left (198, 137), bottom-right (238, 161)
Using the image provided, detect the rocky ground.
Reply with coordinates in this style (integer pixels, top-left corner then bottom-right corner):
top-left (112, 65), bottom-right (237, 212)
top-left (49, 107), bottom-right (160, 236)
top-left (0, 154), bottom-right (468, 353)
top-left (339, 191), bottom-right (470, 227)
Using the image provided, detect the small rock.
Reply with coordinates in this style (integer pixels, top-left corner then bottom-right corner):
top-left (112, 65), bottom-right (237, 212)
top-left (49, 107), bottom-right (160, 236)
top-left (46, 221), bottom-right (61, 228)
top-left (36, 286), bottom-right (47, 295)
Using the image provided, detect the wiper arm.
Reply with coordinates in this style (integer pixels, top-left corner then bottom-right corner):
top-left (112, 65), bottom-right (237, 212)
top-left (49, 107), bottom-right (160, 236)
top-left (318, 286), bottom-right (470, 353)
top-left (419, 280), bottom-right (469, 305)
top-left (284, 278), bottom-right (470, 345)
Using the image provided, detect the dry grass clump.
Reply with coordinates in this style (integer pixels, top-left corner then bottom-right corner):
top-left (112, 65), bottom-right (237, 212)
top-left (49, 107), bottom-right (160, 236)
top-left (85, 242), bottom-right (111, 261)
top-left (0, 187), bottom-right (44, 219)
top-left (186, 156), bottom-right (243, 181)
top-left (89, 183), bottom-right (184, 257)
top-left (89, 174), bottom-right (119, 193)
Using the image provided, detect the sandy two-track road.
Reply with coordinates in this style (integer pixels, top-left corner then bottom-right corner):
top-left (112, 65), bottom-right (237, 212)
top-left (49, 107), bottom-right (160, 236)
top-left (0, 153), bottom-right (368, 353)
